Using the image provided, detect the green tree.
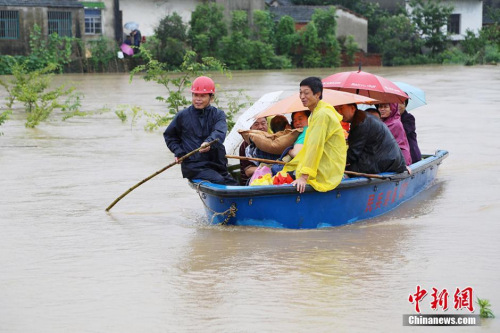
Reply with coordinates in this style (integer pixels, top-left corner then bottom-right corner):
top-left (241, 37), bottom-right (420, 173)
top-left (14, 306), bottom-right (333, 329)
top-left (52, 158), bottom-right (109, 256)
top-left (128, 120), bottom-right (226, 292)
top-left (291, 0), bottom-right (362, 8)
top-left (375, 14), bottom-right (423, 65)
top-left (218, 11), bottom-right (252, 69)
top-left (27, 24), bottom-right (78, 73)
top-left (275, 15), bottom-right (296, 57)
top-left (0, 61), bottom-right (80, 128)
top-left (299, 22), bottom-right (321, 67)
top-left (312, 6), bottom-right (341, 67)
top-left (352, 2), bottom-right (389, 53)
top-left (87, 37), bottom-right (117, 72)
top-left (188, 3), bottom-right (227, 59)
top-left (408, 0), bottom-right (454, 55)
top-left (343, 35), bottom-right (359, 66)
top-left (153, 12), bottom-right (187, 67)
top-left (252, 10), bottom-right (275, 45)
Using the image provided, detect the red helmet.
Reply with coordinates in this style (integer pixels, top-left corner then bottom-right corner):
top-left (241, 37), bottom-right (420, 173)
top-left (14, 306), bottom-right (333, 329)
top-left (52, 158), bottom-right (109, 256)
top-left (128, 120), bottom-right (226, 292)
top-left (191, 76), bottom-right (215, 94)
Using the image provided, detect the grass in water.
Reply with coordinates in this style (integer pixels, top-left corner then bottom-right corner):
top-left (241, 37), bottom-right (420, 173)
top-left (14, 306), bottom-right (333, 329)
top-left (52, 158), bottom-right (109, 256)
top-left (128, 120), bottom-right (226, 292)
top-left (477, 298), bottom-right (495, 318)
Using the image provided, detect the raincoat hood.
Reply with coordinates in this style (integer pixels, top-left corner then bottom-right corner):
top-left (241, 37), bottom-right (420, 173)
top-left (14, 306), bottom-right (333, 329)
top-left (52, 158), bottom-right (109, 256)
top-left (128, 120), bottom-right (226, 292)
top-left (382, 103), bottom-right (412, 165)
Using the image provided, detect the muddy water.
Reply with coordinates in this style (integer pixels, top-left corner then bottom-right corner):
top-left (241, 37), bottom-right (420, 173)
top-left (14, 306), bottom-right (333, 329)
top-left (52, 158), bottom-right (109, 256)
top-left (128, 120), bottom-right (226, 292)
top-left (1, 66), bottom-right (499, 332)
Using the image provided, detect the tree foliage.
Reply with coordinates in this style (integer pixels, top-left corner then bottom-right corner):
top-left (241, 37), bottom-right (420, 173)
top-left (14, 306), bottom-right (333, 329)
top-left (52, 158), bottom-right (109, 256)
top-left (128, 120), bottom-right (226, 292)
top-left (312, 6), bottom-right (341, 67)
top-left (408, 0), bottom-right (454, 55)
top-left (299, 22), bottom-right (322, 68)
top-left (153, 12), bottom-right (187, 67)
top-left (252, 10), bottom-right (275, 45)
top-left (275, 15), bottom-right (296, 57)
top-left (188, 3), bottom-right (227, 59)
top-left (0, 61), bottom-right (80, 128)
top-left (376, 14), bottom-right (423, 65)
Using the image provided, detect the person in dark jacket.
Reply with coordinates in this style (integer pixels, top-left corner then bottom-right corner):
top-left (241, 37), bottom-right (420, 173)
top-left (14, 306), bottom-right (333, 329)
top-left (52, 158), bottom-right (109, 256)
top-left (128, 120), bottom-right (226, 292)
top-left (336, 103), bottom-right (407, 174)
top-left (131, 29), bottom-right (141, 53)
top-left (163, 76), bottom-right (237, 185)
top-left (398, 101), bottom-right (422, 163)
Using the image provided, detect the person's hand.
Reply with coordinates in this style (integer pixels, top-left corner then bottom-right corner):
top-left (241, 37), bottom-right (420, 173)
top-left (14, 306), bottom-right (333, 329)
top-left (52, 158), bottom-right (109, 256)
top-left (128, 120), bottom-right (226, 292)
top-left (199, 142), bottom-right (210, 153)
top-left (292, 174), bottom-right (308, 193)
top-left (175, 157), bottom-right (181, 164)
top-left (406, 166), bottom-right (412, 175)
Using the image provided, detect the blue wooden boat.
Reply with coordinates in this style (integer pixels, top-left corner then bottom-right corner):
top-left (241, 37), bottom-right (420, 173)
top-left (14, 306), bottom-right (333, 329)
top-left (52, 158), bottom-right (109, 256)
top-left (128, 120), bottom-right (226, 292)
top-left (189, 150), bottom-right (448, 229)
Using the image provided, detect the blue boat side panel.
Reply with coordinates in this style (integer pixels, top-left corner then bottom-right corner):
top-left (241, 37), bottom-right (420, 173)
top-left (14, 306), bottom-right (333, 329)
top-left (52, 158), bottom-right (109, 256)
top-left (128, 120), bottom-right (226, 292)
top-left (192, 150), bottom-right (448, 229)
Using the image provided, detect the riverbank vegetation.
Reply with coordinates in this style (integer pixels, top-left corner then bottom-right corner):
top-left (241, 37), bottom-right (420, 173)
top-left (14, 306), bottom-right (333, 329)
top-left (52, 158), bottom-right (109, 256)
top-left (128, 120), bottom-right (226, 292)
top-left (0, 0), bottom-right (498, 75)
top-left (1, 0), bottom-right (499, 131)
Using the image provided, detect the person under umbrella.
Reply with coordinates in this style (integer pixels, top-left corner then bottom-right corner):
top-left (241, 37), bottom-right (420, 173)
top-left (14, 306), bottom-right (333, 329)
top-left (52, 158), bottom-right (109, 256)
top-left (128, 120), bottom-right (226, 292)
top-left (398, 100), bottom-right (422, 163)
top-left (282, 77), bottom-right (347, 193)
top-left (336, 103), bottom-right (407, 175)
top-left (377, 103), bottom-right (412, 166)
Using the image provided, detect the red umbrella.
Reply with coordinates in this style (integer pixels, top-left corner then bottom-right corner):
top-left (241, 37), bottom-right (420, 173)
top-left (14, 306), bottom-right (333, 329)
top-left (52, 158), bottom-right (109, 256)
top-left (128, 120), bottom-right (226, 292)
top-left (322, 70), bottom-right (408, 104)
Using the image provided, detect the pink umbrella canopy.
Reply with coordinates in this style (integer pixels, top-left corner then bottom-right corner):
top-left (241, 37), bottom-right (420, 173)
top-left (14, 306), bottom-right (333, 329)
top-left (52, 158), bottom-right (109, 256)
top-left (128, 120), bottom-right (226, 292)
top-left (254, 89), bottom-right (378, 119)
top-left (120, 43), bottom-right (134, 56)
top-left (322, 70), bottom-right (408, 104)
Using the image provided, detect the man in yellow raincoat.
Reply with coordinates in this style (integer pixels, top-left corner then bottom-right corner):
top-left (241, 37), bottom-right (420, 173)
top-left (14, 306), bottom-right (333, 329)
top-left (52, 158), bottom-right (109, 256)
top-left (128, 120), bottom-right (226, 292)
top-left (283, 77), bottom-right (347, 193)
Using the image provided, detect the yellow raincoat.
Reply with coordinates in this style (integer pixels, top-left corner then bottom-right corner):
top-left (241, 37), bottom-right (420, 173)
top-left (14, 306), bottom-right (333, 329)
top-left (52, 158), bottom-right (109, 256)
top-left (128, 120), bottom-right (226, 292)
top-left (283, 100), bottom-right (347, 192)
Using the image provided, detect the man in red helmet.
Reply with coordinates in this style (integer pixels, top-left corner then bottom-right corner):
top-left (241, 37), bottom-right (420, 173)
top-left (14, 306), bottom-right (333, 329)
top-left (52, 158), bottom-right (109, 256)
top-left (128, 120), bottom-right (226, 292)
top-left (163, 76), bottom-right (237, 185)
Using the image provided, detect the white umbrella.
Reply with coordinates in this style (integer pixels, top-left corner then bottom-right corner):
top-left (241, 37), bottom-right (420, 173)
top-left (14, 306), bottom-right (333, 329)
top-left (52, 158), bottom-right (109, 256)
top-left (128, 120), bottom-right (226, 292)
top-left (124, 22), bottom-right (139, 31)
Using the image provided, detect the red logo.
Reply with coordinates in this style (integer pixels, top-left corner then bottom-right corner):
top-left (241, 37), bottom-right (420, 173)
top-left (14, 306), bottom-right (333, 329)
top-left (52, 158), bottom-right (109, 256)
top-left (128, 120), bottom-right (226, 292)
top-left (409, 286), bottom-right (474, 313)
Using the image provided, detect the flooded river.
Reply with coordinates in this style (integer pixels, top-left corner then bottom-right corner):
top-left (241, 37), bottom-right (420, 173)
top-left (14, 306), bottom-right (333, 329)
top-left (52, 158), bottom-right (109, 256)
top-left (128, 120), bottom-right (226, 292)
top-left (1, 66), bottom-right (499, 332)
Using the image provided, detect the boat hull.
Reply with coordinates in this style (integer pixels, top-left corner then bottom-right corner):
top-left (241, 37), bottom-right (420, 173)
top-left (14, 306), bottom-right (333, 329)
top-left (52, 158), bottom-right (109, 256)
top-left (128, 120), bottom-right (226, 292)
top-left (190, 150), bottom-right (448, 229)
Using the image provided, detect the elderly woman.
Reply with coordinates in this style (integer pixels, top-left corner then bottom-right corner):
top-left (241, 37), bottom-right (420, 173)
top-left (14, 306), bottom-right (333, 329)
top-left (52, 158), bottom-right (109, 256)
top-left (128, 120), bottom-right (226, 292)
top-left (377, 103), bottom-right (412, 166)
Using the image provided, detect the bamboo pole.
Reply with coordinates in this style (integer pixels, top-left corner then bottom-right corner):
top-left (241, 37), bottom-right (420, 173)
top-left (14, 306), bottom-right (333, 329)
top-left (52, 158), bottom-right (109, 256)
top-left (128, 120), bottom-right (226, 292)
top-left (106, 139), bottom-right (219, 212)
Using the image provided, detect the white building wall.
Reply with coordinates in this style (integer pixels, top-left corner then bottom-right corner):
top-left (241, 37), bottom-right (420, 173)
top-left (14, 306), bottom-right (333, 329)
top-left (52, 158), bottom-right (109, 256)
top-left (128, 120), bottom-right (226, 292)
top-left (336, 9), bottom-right (368, 52)
top-left (120, 0), bottom-right (201, 36)
top-left (407, 0), bottom-right (483, 41)
top-left (443, 0), bottom-right (483, 40)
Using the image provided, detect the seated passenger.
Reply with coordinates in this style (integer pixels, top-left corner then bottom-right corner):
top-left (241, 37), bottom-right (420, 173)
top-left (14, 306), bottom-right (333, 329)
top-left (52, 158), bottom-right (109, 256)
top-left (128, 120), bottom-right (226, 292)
top-left (377, 103), bottom-right (412, 166)
top-left (270, 115), bottom-right (291, 133)
top-left (287, 110), bottom-right (310, 159)
top-left (336, 103), bottom-right (407, 174)
top-left (398, 100), bottom-right (422, 163)
top-left (271, 111), bottom-right (310, 175)
top-left (283, 77), bottom-right (347, 193)
top-left (238, 117), bottom-right (268, 185)
top-left (365, 107), bottom-right (381, 120)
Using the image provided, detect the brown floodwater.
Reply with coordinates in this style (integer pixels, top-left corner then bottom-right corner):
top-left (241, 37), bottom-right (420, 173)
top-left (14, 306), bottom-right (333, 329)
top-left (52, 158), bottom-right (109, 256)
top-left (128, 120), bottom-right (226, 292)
top-left (1, 65), bottom-right (499, 332)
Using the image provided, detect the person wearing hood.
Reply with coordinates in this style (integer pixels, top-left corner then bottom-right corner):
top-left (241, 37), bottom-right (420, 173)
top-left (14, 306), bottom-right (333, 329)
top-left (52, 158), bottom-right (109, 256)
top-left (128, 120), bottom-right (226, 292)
top-left (163, 76), bottom-right (237, 185)
top-left (283, 77), bottom-right (347, 193)
top-left (377, 103), bottom-right (412, 165)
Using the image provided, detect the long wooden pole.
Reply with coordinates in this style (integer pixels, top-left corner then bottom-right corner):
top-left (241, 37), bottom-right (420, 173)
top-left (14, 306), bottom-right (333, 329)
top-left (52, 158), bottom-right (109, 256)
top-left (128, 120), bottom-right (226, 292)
top-left (226, 155), bottom-right (286, 165)
top-left (226, 155), bottom-right (388, 180)
top-left (106, 139), bottom-right (219, 212)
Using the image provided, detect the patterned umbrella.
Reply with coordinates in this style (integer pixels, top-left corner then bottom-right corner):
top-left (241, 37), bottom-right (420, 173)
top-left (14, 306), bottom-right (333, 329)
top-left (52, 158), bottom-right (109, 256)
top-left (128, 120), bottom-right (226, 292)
top-left (322, 70), bottom-right (408, 104)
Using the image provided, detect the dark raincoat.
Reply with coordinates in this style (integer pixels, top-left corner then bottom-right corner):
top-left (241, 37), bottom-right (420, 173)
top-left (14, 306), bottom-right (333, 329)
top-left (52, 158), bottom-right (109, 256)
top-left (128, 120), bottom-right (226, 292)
top-left (400, 110), bottom-right (422, 163)
top-left (346, 110), bottom-right (407, 174)
top-left (163, 104), bottom-right (236, 185)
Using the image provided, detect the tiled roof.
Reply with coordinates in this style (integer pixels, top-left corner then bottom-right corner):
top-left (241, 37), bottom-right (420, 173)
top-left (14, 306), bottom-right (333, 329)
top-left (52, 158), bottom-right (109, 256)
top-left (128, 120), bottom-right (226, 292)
top-left (0, 0), bottom-right (83, 7)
